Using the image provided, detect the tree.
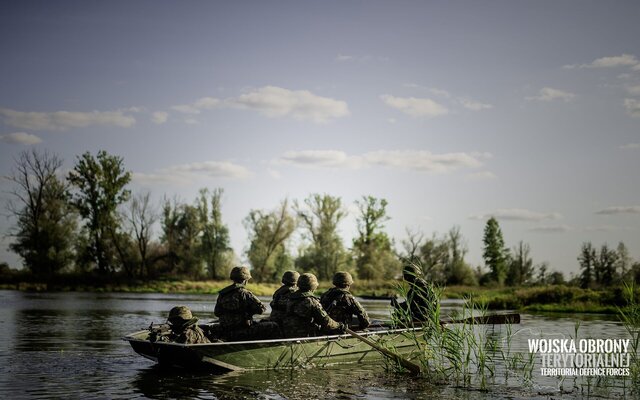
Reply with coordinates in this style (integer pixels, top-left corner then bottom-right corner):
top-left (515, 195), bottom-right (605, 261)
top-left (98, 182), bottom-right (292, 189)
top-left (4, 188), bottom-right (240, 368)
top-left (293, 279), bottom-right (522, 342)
top-left (124, 192), bottom-right (158, 278)
top-left (160, 198), bottom-right (203, 278)
top-left (7, 150), bottom-right (76, 276)
top-left (506, 241), bottom-right (534, 286)
top-left (295, 194), bottom-right (348, 281)
top-left (616, 242), bottom-right (632, 282)
top-left (578, 242), bottom-right (596, 289)
top-left (595, 244), bottom-right (619, 287)
top-left (352, 196), bottom-right (401, 280)
top-left (244, 199), bottom-right (296, 282)
top-left (419, 234), bottom-right (449, 284)
top-left (68, 150), bottom-right (131, 274)
top-left (482, 217), bottom-right (508, 286)
top-left (197, 188), bottom-right (234, 280)
top-left (400, 227), bottom-right (424, 263)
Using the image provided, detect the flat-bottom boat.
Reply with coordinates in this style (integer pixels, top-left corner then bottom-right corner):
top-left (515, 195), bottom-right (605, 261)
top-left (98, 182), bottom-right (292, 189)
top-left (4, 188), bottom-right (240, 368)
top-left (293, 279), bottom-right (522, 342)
top-left (123, 324), bottom-right (426, 371)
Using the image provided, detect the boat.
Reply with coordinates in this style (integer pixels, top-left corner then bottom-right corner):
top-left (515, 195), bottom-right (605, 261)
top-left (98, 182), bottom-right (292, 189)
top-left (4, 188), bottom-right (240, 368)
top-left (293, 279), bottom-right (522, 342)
top-left (123, 323), bottom-right (427, 372)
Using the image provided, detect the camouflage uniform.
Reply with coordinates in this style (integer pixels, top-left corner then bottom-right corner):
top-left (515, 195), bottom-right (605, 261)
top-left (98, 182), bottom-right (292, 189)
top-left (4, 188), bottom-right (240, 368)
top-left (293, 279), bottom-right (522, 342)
top-left (150, 305), bottom-right (210, 344)
top-left (269, 284), bottom-right (297, 324)
top-left (320, 287), bottom-right (370, 329)
top-left (283, 290), bottom-right (346, 338)
top-left (214, 283), bottom-right (266, 330)
top-left (167, 319), bottom-right (211, 344)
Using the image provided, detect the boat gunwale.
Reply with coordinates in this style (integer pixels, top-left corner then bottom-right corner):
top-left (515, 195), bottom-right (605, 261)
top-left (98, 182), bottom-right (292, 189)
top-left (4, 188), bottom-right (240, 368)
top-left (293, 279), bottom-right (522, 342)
top-left (122, 326), bottom-right (423, 348)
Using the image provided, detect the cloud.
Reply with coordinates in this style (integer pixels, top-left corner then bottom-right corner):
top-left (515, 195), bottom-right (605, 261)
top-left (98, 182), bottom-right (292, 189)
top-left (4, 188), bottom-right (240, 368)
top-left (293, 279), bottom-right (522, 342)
top-left (133, 160), bottom-right (252, 186)
top-left (469, 208), bottom-right (562, 222)
top-left (171, 97), bottom-right (221, 114)
top-left (620, 143), bottom-right (640, 150)
top-left (380, 95), bottom-right (448, 117)
top-left (528, 225), bottom-right (572, 233)
top-left (459, 98), bottom-right (493, 111)
top-left (0, 108), bottom-right (136, 131)
top-left (624, 98), bottom-right (640, 117)
top-left (526, 87), bottom-right (576, 102)
top-left (0, 132), bottom-right (42, 145)
top-left (626, 85), bottom-right (640, 96)
top-left (275, 149), bottom-right (489, 174)
top-left (228, 86), bottom-right (349, 123)
top-left (564, 54), bottom-right (640, 69)
top-left (584, 225), bottom-right (637, 232)
top-left (595, 206), bottom-right (640, 215)
top-left (151, 111), bottom-right (168, 124)
top-left (466, 171), bottom-right (497, 180)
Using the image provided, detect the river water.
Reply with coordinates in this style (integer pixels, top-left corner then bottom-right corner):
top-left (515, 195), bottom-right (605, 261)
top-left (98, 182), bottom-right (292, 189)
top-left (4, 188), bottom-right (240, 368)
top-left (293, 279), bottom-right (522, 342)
top-left (0, 290), bottom-right (634, 399)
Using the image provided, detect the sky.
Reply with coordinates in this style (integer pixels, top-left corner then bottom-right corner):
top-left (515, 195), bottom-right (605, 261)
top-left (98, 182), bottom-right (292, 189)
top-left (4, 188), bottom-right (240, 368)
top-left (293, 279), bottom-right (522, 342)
top-left (1, 1), bottom-right (639, 277)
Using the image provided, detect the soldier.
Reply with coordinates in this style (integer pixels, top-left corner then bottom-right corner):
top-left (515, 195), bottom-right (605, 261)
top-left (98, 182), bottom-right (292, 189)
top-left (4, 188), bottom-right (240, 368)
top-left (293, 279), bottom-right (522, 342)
top-left (214, 266), bottom-right (267, 339)
top-left (150, 305), bottom-right (210, 344)
top-left (392, 263), bottom-right (438, 323)
top-left (269, 270), bottom-right (300, 325)
top-left (320, 271), bottom-right (370, 330)
top-left (283, 273), bottom-right (347, 338)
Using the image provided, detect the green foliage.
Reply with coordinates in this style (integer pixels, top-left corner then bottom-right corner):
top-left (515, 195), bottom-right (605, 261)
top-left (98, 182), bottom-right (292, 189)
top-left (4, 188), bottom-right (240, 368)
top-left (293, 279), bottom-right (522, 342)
top-left (418, 227), bottom-right (477, 286)
top-left (295, 193), bottom-right (349, 280)
top-left (506, 241), bottom-right (534, 286)
top-left (197, 188), bottom-right (234, 279)
top-left (482, 217), bottom-right (508, 286)
top-left (68, 150), bottom-right (131, 274)
top-left (160, 199), bottom-right (204, 278)
top-left (244, 199), bottom-right (296, 282)
top-left (352, 196), bottom-right (401, 279)
top-left (8, 150), bottom-right (77, 276)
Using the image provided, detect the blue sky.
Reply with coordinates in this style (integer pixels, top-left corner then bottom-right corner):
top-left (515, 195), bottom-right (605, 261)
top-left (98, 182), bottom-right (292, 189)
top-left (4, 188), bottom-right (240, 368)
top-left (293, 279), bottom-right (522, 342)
top-left (1, 1), bottom-right (639, 276)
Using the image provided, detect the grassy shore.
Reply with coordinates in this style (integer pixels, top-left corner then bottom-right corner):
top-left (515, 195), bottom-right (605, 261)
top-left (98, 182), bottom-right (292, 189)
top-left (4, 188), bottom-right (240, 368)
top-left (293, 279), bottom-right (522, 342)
top-left (1, 279), bottom-right (634, 314)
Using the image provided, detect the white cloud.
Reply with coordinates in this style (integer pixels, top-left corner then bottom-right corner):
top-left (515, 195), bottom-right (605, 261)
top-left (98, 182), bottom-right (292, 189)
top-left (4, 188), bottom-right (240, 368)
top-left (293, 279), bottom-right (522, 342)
top-left (151, 111), bottom-right (168, 124)
top-left (626, 85), bottom-right (640, 96)
top-left (0, 132), bottom-right (42, 145)
top-left (469, 208), bottom-right (562, 222)
top-left (565, 54), bottom-right (640, 69)
top-left (620, 143), bottom-right (640, 150)
top-left (429, 88), bottom-right (452, 99)
top-left (275, 149), bottom-right (489, 174)
top-left (584, 225), bottom-right (637, 232)
top-left (267, 168), bottom-right (282, 180)
top-left (277, 150), bottom-right (360, 169)
top-left (171, 97), bottom-right (221, 114)
top-left (380, 95), bottom-right (448, 117)
top-left (624, 98), bottom-right (640, 117)
top-left (528, 225), bottom-right (572, 233)
top-left (466, 171), bottom-right (497, 180)
top-left (228, 86), bottom-right (349, 123)
top-left (526, 87), bottom-right (576, 102)
top-left (133, 160), bottom-right (252, 186)
top-left (459, 98), bottom-right (493, 111)
top-left (595, 206), bottom-right (640, 215)
top-left (0, 108), bottom-right (136, 131)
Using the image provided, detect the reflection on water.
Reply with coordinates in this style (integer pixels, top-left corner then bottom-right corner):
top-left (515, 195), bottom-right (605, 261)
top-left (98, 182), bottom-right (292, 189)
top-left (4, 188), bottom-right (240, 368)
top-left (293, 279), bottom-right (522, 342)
top-left (0, 290), bottom-right (632, 399)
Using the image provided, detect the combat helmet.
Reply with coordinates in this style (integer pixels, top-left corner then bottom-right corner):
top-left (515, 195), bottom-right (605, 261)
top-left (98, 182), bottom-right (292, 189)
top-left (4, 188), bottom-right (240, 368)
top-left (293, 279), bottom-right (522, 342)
top-left (297, 273), bottom-right (319, 292)
top-left (230, 265), bottom-right (252, 283)
top-left (168, 305), bottom-right (193, 324)
top-left (281, 270), bottom-right (300, 286)
top-left (332, 271), bottom-right (354, 288)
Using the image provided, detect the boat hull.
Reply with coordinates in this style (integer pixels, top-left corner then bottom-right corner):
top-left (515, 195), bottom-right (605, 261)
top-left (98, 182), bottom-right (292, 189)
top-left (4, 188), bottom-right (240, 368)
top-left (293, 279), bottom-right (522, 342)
top-left (124, 326), bottom-right (426, 371)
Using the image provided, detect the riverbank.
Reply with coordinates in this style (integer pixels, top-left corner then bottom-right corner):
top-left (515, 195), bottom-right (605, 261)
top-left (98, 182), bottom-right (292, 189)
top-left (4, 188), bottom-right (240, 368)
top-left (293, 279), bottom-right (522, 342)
top-left (1, 278), bottom-right (634, 314)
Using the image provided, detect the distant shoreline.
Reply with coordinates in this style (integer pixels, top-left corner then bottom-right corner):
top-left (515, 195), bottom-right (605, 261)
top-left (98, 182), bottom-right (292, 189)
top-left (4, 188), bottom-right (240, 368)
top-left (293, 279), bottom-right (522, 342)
top-left (0, 280), bottom-right (629, 315)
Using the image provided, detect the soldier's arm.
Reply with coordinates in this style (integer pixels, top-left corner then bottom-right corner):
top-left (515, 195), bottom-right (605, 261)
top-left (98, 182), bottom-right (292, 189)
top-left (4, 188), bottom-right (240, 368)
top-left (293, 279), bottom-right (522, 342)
top-left (349, 295), bottom-right (370, 329)
top-left (310, 299), bottom-right (344, 333)
top-left (245, 291), bottom-right (266, 316)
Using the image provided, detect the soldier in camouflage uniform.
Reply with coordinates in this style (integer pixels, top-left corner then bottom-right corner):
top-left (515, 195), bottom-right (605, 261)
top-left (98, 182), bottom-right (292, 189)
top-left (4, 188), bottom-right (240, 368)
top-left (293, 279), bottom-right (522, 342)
top-left (269, 270), bottom-right (299, 325)
top-left (392, 263), bottom-right (438, 323)
top-left (320, 272), bottom-right (370, 330)
top-left (283, 273), bottom-right (347, 338)
top-left (214, 266), bottom-right (278, 340)
top-left (150, 305), bottom-right (210, 344)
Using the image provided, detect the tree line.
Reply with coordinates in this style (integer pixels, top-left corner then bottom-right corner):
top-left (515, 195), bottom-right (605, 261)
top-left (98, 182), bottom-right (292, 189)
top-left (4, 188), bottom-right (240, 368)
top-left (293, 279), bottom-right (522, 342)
top-left (3, 149), bottom-right (639, 287)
